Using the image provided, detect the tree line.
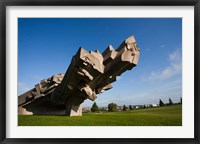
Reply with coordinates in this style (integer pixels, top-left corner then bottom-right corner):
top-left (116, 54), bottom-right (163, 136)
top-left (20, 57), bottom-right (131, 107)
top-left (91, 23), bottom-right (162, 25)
top-left (159, 97), bottom-right (182, 106)
top-left (90, 97), bottom-right (182, 113)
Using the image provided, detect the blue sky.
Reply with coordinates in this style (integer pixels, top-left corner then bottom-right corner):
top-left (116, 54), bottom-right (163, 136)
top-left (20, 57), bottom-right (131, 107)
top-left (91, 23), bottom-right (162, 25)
top-left (18, 18), bottom-right (182, 107)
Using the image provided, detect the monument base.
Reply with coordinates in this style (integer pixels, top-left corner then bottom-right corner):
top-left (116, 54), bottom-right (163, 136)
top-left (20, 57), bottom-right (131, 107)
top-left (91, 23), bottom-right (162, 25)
top-left (18, 97), bottom-right (83, 116)
top-left (65, 104), bottom-right (82, 116)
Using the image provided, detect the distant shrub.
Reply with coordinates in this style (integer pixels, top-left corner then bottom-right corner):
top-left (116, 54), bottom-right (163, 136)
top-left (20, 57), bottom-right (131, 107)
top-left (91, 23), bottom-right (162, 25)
top-left (129, 105), bottom-right (133, 110)
top-left (108, 103), bottom-right (117, 112)
top-left (159, 99), bottom-right (165, 106)
top-left (91, 102), bottom-right (99, 112)
top-left (169, 98), bottom-right (173, 105)
top-left (123, 105), bottom-right (127, 111)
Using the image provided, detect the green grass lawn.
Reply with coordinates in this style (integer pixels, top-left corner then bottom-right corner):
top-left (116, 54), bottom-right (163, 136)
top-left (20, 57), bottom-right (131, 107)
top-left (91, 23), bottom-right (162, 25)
top-left (18, 105), bottom-right (182, 126)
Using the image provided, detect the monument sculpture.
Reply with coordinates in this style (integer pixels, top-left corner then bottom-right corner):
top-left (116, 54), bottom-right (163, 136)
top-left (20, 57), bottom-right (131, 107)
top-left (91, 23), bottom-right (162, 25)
top-left (18, 35), bottom-right (140, 116)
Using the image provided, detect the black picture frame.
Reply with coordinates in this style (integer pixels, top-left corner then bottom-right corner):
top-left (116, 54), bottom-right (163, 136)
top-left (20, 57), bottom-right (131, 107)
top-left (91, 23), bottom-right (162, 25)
top-left (0, 0), bottom-right (199, 144)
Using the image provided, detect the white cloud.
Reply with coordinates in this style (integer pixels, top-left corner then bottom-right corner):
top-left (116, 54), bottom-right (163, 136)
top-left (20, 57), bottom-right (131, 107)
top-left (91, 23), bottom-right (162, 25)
top-left (148, 49), bottom-right (182, 81)
top-left (116, 76), bottom-right (122, 81)
top-left (160, 45), bottom-right (165, 48)
top-left (18, 82), bottom-right (30, 96)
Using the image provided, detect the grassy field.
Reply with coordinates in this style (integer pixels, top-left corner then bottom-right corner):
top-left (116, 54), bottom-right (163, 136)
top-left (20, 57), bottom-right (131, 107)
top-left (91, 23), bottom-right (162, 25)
top-left (18, 105), bottom-right (182, 126)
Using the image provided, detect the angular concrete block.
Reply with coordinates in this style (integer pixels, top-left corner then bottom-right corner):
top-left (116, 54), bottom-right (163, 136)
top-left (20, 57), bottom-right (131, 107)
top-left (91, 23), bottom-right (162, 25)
top-left (18, 35), bottom-right (140, 116)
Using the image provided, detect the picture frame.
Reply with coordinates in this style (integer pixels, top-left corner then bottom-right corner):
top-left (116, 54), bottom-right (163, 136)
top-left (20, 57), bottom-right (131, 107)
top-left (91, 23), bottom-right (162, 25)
top-left (0, 0), bottom-right (199, 144)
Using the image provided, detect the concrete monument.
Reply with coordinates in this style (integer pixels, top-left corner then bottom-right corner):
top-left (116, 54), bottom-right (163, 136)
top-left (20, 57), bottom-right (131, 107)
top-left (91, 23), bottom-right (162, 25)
top-left (18, 35), bottom-right (140, 116)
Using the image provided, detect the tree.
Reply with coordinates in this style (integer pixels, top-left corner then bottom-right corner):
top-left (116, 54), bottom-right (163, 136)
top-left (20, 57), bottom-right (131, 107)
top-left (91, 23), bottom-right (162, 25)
top-left (123, 105), bottom-right (127, 111)
top-left (91, 102), bottom-right (99, 112)
top-left (99, 107), bottom-right (106, 112)
top-left (129, 105), bottom-right (133, 110)
top-left (143, 105), bottom-right (146, 109)
top-left (169, 98), bottom-right (173, 105)
top-left (108, 103), bottom-right (117, 112)
top-left (159, 99), bottom-right (165, 106)
top-left (180, 97), bottom-right (182, 104)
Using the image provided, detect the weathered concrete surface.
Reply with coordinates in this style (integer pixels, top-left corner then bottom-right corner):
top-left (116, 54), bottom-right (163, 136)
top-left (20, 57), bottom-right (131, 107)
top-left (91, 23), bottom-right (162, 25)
top-left (18, 35), bottom-right (140, 116)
